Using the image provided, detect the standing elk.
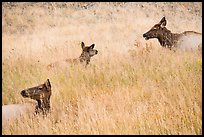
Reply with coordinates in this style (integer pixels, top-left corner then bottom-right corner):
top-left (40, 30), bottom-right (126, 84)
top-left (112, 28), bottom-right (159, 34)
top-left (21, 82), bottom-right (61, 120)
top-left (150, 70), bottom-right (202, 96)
top-left (143, 17), bottom-right (202, 51)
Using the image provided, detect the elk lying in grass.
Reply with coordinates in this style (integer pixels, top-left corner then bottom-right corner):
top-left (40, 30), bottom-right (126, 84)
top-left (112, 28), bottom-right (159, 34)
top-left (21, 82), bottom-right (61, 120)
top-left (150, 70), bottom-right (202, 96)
top-left (47, 42), bottom-right (98, 70)
top-left (65, 42), bottom-right (98, 65)
top-left (2, 79), bottom-right (51, 127)
top-left (20, 79), bottom-right (52, 115)
top-left (143, 17), bottom-right (202, 51)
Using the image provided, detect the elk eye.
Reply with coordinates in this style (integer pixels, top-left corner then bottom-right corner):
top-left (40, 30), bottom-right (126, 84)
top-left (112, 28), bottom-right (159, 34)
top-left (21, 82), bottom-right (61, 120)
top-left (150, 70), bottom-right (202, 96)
top-left (38, 87), bottom-right (43, 90)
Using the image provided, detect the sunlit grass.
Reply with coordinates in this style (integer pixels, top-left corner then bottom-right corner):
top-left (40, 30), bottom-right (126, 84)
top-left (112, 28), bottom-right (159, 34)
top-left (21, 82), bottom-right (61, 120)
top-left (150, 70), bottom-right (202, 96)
top-left (2, 45), bottom-right (202, 135)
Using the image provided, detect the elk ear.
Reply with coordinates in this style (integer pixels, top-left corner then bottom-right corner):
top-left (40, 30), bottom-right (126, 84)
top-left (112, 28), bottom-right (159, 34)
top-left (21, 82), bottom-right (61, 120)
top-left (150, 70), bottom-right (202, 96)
top-left (81, 42), bottom-right (85, 49)
top-left (159, 17), bottom-right (167, 28)
top-left (45, 79), bottom-right (51, 91)
top-left (89, 44), bottom-right (95, 49)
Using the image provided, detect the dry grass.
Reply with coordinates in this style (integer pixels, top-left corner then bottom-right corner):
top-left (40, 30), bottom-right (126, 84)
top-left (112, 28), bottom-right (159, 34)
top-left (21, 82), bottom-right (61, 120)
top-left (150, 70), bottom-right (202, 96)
top-left (2, 2), bottom-right (202, 135)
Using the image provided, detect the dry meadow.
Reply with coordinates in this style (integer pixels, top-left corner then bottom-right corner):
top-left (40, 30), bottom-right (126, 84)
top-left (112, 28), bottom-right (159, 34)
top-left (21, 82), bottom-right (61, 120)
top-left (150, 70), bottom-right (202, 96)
top-left (2, 2), bottom-right (202, 135)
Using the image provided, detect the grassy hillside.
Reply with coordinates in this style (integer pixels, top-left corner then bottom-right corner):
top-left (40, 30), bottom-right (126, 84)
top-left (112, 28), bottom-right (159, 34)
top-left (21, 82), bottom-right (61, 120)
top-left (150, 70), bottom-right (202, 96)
top-left (2, 2), bottom-right (202, 135)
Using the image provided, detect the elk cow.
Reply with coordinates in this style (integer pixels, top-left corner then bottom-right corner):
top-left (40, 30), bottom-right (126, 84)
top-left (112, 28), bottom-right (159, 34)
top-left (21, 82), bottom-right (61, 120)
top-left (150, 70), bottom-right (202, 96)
top-left (47, 42), bottom-right (98, 70)
top-left (65, 42), bottom-right (98, 65)
top-left (20, 79), bottom-right (52, 115)
top-left (143, 17), bottom-right (202, 51)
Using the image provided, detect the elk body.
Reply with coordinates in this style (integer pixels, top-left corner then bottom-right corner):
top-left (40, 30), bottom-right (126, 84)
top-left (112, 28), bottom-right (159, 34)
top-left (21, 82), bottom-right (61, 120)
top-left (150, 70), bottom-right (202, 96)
top-left (143, 17), bottom-right (202, 51)
top-left (2, 103), bottom-right (35, 127)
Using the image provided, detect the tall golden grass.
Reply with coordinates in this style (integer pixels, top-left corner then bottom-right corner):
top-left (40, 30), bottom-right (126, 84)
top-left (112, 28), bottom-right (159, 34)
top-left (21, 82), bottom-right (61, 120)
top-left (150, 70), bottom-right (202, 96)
top-left (2, 2), bottom-right (202, 135)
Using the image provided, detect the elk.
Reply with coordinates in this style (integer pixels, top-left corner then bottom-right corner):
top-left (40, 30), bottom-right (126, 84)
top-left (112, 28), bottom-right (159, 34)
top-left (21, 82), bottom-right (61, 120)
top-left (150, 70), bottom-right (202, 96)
top-left (47, 42), bottom-right (98, 70)
top-left (65, 42), bottom-right (98, 65)
top-left (2, 79), bottom-right (51, 127)
top-left (143, 17), bottom-right (202, 51)
top-left (20, 79), bottom-right (52, 115)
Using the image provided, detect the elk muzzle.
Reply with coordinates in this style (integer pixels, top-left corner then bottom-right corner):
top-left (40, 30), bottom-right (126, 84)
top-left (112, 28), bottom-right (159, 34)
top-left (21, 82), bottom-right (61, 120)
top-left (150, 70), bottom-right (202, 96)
top-left (143, 33), bottom-right (150, 40)
top-left (21, 90), bottom-right (30, 98)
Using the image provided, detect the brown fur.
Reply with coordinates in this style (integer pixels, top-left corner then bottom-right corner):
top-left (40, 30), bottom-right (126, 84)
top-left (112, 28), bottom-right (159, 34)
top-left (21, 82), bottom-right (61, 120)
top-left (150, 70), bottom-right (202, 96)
top-left (20, 79), bottom-right (51, 115)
